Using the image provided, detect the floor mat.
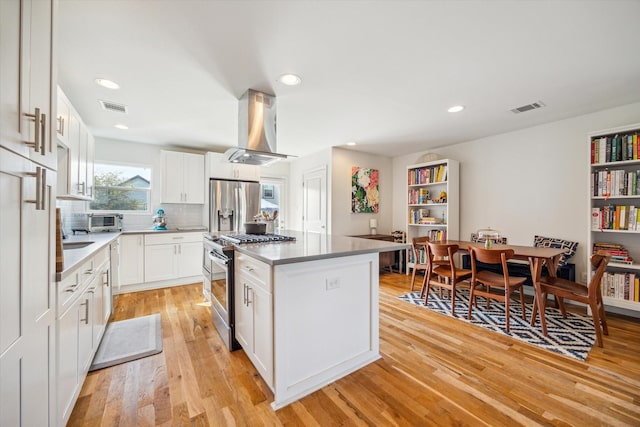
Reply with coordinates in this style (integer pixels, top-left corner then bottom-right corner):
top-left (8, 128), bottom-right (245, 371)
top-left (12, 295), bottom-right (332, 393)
top-left (89, 313), bottom-right (163, 371)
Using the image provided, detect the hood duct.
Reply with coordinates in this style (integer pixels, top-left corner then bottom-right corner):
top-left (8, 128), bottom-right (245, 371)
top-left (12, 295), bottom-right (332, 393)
top-left (224, 89), bottom-right (291, 166)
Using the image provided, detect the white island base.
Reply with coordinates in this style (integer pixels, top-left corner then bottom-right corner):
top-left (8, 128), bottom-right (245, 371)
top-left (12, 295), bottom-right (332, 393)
top-left (235, 250), bottom-right (381, 410)
top-left (271, 252), bottom-right (380, 409)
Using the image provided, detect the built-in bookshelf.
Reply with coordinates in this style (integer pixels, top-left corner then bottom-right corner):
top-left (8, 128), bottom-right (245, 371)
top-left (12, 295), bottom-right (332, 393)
top-left (588, 123), bottom-right (640, 313)
top-left (406, 159), bottom-right (459, 273)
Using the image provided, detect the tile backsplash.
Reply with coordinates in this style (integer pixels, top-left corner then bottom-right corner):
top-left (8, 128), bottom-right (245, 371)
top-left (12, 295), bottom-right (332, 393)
top-left (57, 200), bottom-right (206, 236)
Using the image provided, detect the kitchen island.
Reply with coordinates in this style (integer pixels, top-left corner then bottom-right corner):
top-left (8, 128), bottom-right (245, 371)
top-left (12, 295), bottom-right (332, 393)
top-left (230, 230), bottom-right (409, 410)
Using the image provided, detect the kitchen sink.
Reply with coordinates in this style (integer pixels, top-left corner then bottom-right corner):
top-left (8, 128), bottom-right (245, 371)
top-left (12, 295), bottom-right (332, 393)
top-left (62, 241), bottom-right (94, 250)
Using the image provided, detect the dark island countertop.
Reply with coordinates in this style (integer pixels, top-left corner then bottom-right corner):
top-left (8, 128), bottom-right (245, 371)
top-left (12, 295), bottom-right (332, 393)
top-left (232, 230), bottom-right (409, 266)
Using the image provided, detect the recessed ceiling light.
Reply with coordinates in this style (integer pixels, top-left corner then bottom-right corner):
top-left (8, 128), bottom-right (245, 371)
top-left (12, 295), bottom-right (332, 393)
top-left (114, 124), bottom-right (128, 130)
top-left (278, 73), bottom-right (302, 86)
top-left (447, 105), bottom-right (465, 113)
top-left (95, 78), bottom-right (120, 90)
top-left (346, 141), bottom-right (357, 146)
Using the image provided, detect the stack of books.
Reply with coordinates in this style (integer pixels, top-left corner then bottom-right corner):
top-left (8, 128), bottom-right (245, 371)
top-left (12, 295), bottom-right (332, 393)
top-left (593, 242), bottom-right (633, 264)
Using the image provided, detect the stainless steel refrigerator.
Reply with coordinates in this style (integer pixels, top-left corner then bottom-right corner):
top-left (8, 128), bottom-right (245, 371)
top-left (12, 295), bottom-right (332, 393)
top-left (209, 178), bottom-right (261, 233)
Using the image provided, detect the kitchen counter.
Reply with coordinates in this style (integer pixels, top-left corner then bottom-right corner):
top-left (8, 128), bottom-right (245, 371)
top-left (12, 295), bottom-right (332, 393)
top-left (230, 230), bottom-right (409, 265)
top-left (57, 227), bottom-right (207, 281)
top-left (57, 232), bottom-right (120, 281)
top-left (230, 230), bottom-right (410, 410)
top-left (120, 226), bottom-right (207, 234)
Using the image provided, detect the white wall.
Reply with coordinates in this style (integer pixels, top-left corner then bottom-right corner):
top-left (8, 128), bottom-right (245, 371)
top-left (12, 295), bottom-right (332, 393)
top-left (392, 102), bottom-right (640, 280)
top-left (331, 147), bottom-right (393, 236)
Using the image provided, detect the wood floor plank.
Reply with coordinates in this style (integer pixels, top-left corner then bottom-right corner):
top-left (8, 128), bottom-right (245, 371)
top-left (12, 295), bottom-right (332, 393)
top-left (67, 274), bottom-right (640, 426)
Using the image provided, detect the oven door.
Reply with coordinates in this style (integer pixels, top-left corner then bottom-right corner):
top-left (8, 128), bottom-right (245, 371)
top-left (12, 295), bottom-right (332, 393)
top-left (206, 247), bottom-right (240, 350)
top-left (207, 249), bottom-right (231, 322)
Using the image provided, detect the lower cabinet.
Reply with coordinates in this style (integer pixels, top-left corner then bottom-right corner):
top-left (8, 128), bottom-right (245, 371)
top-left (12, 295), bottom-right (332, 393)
top-left (56, 247), bottom-right (111, 426)
top-left (119, 234), bottom-right (145, 287)
top-left (144, 232), bottom-right (203, 282)
top-left (234, 254), bottom-right (273, 387)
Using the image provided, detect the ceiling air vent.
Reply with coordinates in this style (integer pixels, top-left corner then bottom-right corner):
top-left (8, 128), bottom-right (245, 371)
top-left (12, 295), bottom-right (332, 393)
top-left (99, 100), bottom-right (128, 114)
top-left (510, 101), bottom-right (545, 114)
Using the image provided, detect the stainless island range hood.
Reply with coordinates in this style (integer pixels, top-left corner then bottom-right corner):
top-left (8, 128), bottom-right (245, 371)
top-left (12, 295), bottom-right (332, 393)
top-left (224, 89), bottom-right (292, 166)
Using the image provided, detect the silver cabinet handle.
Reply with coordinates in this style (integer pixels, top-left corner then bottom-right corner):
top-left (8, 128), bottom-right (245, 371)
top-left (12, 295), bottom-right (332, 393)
top-left (244, 265), bottom-right (254, 272)
top-left (40, 113), bottom-right (46, 155)
top-left (80, 300), bottom-right (89, 324)
top-left (57, 115), bottom-right (64, 136)
top-left (64, 284), bottom-right (78, 293)
top-left (25, 167), bottom-right (46, 210)
top-left (243, 283), bottom-right (247, 305)
top-left (78, 182), bottom-right (86, 195)
top-left (87, 287), bottom-right (96, 294)
top-left (103, 270), bottom-right (109, 286)
top-left (23, 108), bottom-right (41, 153)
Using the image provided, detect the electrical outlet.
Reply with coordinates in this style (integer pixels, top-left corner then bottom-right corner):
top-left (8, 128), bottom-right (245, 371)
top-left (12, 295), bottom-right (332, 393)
top-left (581, 272), bottom-right (588, 283)
top-left (326, 277), bottom-right (340, 290)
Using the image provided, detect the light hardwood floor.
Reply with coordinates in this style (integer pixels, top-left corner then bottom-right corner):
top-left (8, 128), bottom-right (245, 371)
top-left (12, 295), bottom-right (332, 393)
top-left (68, 273), bottom-right (640, 426)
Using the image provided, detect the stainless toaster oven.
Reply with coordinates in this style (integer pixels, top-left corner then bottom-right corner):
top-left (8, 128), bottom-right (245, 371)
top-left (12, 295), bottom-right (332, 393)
top-left (88, 213), bottom-right (123, 232)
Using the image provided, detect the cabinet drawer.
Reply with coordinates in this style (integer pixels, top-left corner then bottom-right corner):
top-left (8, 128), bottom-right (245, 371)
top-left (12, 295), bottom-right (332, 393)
top-left (93, 246), bottom-right (109, 268)
top-left (144, 232), bottom-right (203, 246)
top-left (235, 253), bottom-right (271, 292)
top-left (57, 256), bottom-right (93, 314)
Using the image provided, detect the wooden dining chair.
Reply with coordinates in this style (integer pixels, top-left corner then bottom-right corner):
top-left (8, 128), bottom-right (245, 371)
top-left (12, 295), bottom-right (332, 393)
top-left (409, 236), bottom-right (430, 292)
top-left (531, 251), bottom-right (611, 347)
top-left (421, 242), bottom-right (472, 315)
top-left (468, 246), bottom-right (527, 332)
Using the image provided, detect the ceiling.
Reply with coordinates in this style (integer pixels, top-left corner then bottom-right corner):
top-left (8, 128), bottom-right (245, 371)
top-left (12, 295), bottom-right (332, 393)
top-left (57, 0), bottom-right (640, 159)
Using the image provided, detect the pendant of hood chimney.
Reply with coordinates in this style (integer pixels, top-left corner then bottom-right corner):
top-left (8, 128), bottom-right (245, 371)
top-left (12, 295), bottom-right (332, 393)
top-left (225, 89), bottom-right (292, 166)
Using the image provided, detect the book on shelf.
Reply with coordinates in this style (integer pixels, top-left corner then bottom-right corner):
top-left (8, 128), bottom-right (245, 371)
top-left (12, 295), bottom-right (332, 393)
top-left (591, 132), bottom-right (640, 164)
top-left (593, 242), bottom-right (634, 264)
top-left (407, 164), bottom-right (448, 185)
top-left (593, 169), bottom-right (640, 197)
top-left (601, 271), bottom-right (639, 302)
top-left (591, 205), bottom-right (639, 231)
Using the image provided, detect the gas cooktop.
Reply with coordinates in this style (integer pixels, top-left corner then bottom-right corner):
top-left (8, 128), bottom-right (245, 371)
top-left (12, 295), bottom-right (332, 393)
top-left (221, 233), bottom-right (296, 244)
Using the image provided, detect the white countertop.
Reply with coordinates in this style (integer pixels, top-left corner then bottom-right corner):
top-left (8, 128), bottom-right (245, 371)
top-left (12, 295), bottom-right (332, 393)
top-left (58, 227), bottom-right (207, 280)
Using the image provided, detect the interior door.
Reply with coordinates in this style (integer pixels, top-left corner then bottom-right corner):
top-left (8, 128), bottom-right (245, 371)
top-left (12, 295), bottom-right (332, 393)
top-left (302, 166), bottom-right (327, 234)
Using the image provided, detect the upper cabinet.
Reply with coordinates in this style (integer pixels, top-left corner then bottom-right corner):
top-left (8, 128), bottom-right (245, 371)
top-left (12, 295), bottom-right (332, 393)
top-left (160, 150), bottom-right (205, 204)
top-left (56, 87), bottom-right (95, 200)
top-left (0, 0), bottom-right (56, 170)
top-left (206, 152), bottom-right (260, 182)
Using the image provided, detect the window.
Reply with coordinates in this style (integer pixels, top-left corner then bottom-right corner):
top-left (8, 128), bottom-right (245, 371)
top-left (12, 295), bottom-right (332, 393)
top-left (260, 177), bottom-right (286, 230)
top-left (89, 162), bottom-right (151, 212)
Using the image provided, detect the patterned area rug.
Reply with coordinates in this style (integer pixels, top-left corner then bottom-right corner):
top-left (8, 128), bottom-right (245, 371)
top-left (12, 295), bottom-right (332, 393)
top-left (398, 289), bottom-right (596, 361)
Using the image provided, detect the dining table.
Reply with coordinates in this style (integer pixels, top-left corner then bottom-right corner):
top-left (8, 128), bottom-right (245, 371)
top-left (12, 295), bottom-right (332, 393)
top-left (439, 240), bottom-right (568, 336)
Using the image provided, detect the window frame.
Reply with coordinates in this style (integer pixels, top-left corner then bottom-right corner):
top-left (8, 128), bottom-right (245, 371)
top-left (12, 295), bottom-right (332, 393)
top-left (89, 160), bottom-right (153, 214)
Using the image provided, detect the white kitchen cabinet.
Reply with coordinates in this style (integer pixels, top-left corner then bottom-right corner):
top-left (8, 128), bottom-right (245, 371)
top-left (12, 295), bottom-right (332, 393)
top-left (92, 259), bottom-right (110, 349)
top-left (56, 90), bottom-right (71, 146)
top-left (161, 150), bottom-right (205, 204)
top-left (56, 245), bottom-right (110, 426)
top-left (144, 232), bottom-right (204, 282)
top-left (234, 253), bottom-right (273, 387)
top-left (0, 0), bottom-right (56, 171)
top-left (56, 296), bottom-right (80, 427)
top-left (0, 147), bottom-right (57, 427)
top-left (57, 87), bottom-right (95, 200)
top-left (206, 152), bottom-right (260, 181)
top-left (119, 234), bottom-right (145, 287)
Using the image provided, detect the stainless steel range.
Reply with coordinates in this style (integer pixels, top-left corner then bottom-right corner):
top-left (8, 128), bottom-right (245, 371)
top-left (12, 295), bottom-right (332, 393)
top-left (221, 233), bottom-right (296, 244)
top-left (203, 233), bottom-right (296, 351)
